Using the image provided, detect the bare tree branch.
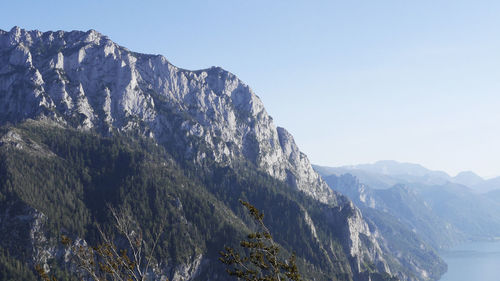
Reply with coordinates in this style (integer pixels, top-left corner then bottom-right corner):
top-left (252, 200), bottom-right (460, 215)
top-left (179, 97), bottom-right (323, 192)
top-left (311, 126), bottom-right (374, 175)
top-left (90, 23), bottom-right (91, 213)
top-left (40, 205), bottom-right (166, 281)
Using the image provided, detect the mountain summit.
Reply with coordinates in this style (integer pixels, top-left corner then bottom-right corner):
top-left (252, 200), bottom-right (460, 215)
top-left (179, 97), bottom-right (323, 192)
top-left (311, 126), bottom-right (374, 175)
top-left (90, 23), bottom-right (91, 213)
top-left (0, 26), bottom-right (335, 203)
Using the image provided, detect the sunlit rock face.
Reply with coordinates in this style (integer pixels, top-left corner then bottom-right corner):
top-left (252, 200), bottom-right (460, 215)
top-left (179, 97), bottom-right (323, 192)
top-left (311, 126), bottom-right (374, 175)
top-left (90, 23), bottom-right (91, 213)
top-left (0, 26), bottom-right (337, 204)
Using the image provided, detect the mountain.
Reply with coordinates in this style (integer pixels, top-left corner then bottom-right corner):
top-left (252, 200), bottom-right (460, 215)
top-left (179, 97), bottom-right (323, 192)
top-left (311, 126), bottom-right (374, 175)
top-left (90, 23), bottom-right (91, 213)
top-left (414, 182), bottom-right (500, 240)
top-left (321, 174), bottom-right (463, 250)
top-left (0, 26), bottom-right (332, 203)
top-left (314, 165), bottom-right (401, 190)
top-left (0, 27), bottom-right (442, 280)
top-left (451, 171), bottom-right (484, 187)
top-left (469, 176), bottom-right (500, 193)
top-left (316, 163), bottom-right (500, 250)
top-left (314, 161), bottom-right (452, 189)
top-left (314, 161), bottom-right (500, 194)
top-left (344, 161), bottom-right (446, 179)
top-left (485, 189), bottom-right (500, 202)
top-left (322, 174), bottom-right (447, 280)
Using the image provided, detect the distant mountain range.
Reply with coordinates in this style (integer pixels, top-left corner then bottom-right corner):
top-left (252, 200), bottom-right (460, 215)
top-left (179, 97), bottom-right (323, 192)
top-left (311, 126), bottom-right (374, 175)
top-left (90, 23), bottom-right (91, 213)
top-left (314, 160), bottom-right (500, 193)
top-left (314, 161), bottom-right (500, 251)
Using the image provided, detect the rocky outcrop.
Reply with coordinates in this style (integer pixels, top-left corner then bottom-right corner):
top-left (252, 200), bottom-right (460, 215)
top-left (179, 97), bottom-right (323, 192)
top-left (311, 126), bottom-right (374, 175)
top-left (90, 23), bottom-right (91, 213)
top-left (323, 200), bottom-right (392, 278)
top-left (0, 195), bottom-right (207, 281)
top-left (0, 200), bottom-right (54, 269)
top-left (0, 128), bottom-right (56, 157)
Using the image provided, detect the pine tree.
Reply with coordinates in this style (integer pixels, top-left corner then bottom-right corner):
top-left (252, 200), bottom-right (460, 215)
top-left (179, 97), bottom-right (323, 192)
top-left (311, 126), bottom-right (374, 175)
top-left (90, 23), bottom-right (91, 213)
top-left (219, 200), bottom-right (303, 281)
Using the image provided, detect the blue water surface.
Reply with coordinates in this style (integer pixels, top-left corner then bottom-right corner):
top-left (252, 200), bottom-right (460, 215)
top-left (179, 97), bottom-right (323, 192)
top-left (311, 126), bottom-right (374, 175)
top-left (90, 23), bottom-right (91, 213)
top-left (439, 240), bottom-right (500, 281)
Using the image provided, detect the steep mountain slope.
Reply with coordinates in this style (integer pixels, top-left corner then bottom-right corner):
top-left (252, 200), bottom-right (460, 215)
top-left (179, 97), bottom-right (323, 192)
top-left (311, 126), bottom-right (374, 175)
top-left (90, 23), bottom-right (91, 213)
top-left (0, 26), bottom-right (331, 203)
top-left (316, 164), bottom-right (500, 249)
top-left (0, 27), bottom-right (434, 280)
top-left (0, 122), bottom-right (365, 281)
top-left (414, 182), bottom-right (500, 240)
top-left (485, 189), bottom-right (500, 203)
top-left (322, 174), bottom-right (462, 250)
top-left (322, 174), bottom-right (447, 280)
top-left (470, 176), bottom-right (500, 193)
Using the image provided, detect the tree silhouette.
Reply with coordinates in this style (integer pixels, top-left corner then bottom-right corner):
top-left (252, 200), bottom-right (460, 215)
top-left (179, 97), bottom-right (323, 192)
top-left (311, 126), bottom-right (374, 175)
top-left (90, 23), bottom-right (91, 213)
top-left (219, 200), bottom-right (303, 281)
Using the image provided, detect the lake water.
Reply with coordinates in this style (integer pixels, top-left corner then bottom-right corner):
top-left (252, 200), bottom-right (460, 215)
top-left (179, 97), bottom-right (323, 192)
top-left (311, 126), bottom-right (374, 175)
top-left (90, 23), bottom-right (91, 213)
top-left (439, 240), bottom-right (500, 281)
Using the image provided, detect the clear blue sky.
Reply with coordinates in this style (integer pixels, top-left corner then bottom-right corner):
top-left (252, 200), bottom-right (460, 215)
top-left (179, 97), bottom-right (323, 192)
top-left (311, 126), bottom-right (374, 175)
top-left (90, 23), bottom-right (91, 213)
top-left (3, 0), bottom-right (500, 177)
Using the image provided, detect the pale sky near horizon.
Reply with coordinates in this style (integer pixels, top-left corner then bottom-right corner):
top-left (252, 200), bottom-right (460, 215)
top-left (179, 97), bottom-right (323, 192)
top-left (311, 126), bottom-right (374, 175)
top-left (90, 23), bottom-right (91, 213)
top-left (3, 0), bottom-right (500, 178)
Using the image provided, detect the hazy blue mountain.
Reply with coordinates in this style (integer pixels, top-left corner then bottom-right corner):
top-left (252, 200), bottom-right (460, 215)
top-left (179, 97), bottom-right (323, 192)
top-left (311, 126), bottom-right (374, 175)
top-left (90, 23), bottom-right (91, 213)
top-left (451, 171), bottom-right (484, 187)
top-left (322, 174), bottom-right (463, 250)
top-left (322, 174), bottom-right (447, 281)
top-left (0, 27), bottom-right (446, 281)
top-left (348, 160), bottom-right (446, 179)
top-left (314, 161), bottom-right (451, 189)
top-left (414, 182), bottom-right (500, 240)
top-left (485, 189), bottom-right (500, 202)
top-left (314, 165), bottom-right (399, 189)
top-left (316, 163), bottom-right (500, 251)
top-left (470, 176), bottom-right (500, 193)
top-left (314, 161), bottom-right (500, 194)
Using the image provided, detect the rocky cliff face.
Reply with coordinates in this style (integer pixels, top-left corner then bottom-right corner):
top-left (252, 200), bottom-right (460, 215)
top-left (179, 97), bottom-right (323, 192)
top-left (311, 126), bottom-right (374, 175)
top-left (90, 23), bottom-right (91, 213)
top-left (0, 26), bottom-right (336, 205)
top-left (0, 199), bottom-right (54, 270)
